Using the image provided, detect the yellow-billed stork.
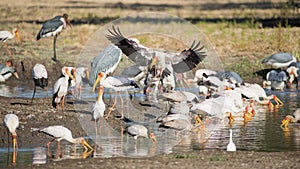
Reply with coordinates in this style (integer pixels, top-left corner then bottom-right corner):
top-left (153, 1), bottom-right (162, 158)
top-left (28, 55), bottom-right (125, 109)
top-left (31, 63), bottom-right (48, 103)
top-left (226, 129), bottom-right (236, 151)
top-left (31, 125), bottom-right (93, 152)
top-left (0, 60), bottom-right (19, 82)
top-left (36, 14), bottom-right (72, 61)
top-left (0, 28), bottom-right (21, 60)
top-left (281, 108), bottom-right (300, 128)
top-left (125, 124), bottom-right (156, 144)
top-left (92, 85), bottom-right (106, 123)
top-left (92, 72), bottom-right (139, 119)
top-left (4, 114), bottom-right (19, 150)
top-left (52, 67), bottom-right (76, 111)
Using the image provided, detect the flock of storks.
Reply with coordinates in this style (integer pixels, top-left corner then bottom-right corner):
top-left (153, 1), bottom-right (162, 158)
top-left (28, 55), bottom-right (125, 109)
top-left (1, 13), bottom-right (300, 161)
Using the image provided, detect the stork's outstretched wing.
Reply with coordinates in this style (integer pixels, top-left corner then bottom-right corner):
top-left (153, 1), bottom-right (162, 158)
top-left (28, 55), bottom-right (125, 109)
top-left (172, 41), bottom-right (206, 73)
top-left (106, 26), bottom-right (154, 66)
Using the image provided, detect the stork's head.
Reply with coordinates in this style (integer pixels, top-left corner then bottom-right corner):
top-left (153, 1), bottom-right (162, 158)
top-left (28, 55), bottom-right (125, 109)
top-left (150, 56), bottom-right (158, 69)
top-left (13, 28), bottom-right (21, 44)
top-left (79, 137), bottom-right (93, 151)
top-left (64, 67), bottom-right (76, 83)
top-left (92, 72), bottom-right (106, 92)
top-left (149, 133), bottom-right (156, 144)
top-left (62, 13), bottom-right (72, 28)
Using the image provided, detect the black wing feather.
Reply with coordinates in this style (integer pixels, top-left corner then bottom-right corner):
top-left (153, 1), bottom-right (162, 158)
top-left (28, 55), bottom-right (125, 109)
top-left (106, 25), bottom-right (153, 66)
top-left (37, 16), bottom-right (63, 40)
top-left (172, 41), bottom-right (206, 73)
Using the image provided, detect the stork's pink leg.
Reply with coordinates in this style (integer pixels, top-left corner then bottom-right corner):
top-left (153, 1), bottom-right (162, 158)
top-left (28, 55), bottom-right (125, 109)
top-left (61, 96), bottom-right (65, 112)
top-left (3, 42), bottom-right (14, 60)
top-left (105, 92), bottom-right (117, 120)
top-left (118, 91), bottom-right (124, 119)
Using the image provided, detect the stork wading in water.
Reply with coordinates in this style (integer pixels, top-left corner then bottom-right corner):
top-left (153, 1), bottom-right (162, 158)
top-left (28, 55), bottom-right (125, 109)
top-left (281, 108), bottom-right (300, 128)
top-left (262, 70), bottom-right (287, 90)
top-left (36, 14), bottom-right (72, 61)
top-left (227, 129), bottom-right (236, 152)
top-left (0, 28), bottom-right (21, 60)
top-left (106, 26), bottom-right (206, 93)
top-left (31, 125), bottom-right (93, 152)
top-left (93, 72), bottom-right (139, 119)
top-left (52, 67), bottom-right (76, 111)
top-left (125, 124), bottom-right (156, 144)
top-left (4, 114), bottom-right (19, 164)
top-left (31, 63), bottom-right (48, 103)
top-left (92, 86), bottom-right (106, 125)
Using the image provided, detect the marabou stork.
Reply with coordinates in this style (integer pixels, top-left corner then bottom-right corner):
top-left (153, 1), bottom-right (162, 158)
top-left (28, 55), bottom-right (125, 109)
top-left (4, 113), bottom-right (19, 164)
top-left (89, 45), bottom-right (122, 86)
top-left (36, 14), bottom-right (72, 61)
top-left (52, 67), bottom-right (76, 111)
top-left (262, 70), bottom-right (287, 90)
top-left (281, 108), bottom-right (300, 128)
top-left (106, 26), bottom-right (206, 93)
top-left (92, 72), bottom-right (139, 119)
top-left (31, 63), bottom-right (48, 103)
top-left (125, 124), bottom-right (156, 144)
top-left (262, 52), bottom-right (296, 69)
top-left (0, 28), bottom-right (21, 60)
top-left (31, 125), bottom-right (93, 152)
top-left (92, 85), bottom-right (106, 123)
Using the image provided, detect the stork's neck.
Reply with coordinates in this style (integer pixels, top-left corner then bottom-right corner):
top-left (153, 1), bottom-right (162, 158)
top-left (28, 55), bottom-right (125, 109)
top-left (97, 91), bottom-right (103, 102)
top-left (229, 129), bottom-right (233, 143)
top-left (66, 137), bottom-right (81, 144)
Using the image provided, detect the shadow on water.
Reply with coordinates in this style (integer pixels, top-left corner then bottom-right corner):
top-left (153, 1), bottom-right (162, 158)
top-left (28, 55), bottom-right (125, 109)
top-left (0, 83), bottom-right (300, 167)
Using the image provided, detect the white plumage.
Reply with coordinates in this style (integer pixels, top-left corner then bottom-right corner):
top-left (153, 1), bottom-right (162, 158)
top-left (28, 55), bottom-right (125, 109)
top-left (31, 125), bottom-right (93, 151)
top-left (92, 86), bottom-right (106, 121)
top-left (4, 114), bottom-right (19, 136)
top-left (227, 129), bottom-right (236, 152)
top-left (32, 64), bottom-right (48, 79)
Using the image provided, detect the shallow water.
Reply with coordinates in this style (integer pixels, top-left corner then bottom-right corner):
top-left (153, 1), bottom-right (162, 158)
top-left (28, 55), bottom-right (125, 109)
top-left (1, 84), bottom-right (300, 167)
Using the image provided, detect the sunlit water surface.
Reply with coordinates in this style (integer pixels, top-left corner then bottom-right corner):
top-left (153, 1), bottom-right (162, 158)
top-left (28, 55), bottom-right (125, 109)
top-left (1, 84), bottom-right (300, 167)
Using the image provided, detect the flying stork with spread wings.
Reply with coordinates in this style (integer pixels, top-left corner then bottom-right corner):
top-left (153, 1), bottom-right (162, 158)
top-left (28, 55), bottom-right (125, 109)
top-left (106, 26), bottom-right (206, 93)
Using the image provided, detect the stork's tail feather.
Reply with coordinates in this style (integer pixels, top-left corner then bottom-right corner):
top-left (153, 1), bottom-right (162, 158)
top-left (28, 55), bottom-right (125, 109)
top-left (52, 92), bottom-right (59, 108)
top-left (36, 34), bottom-right (41, 41)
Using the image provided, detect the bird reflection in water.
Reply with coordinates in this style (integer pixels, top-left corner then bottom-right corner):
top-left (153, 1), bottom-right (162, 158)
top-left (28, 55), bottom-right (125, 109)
top-left (32, 147), bottom-right (46, 164)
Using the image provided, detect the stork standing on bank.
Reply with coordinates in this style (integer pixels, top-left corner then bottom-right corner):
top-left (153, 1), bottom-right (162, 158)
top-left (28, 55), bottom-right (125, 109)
top-left (0, 28), bottom-right (21, 60)
top-left (262, 52), bottom-right (296, 69)
top-left (52, 67), bottom-right (76, 111)
top-left (31, 125), bottom-right (93, 152)
top-left (36, 14), bottom-right (72, 61)
top-left (32, 63), bottom-right (48, 103)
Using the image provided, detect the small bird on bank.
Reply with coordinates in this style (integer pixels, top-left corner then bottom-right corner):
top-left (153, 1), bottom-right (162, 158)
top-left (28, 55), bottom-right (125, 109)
top-left (36, 13), bottom-right (72, 61)
top-left (227, 129), bottom-right (236, 152)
